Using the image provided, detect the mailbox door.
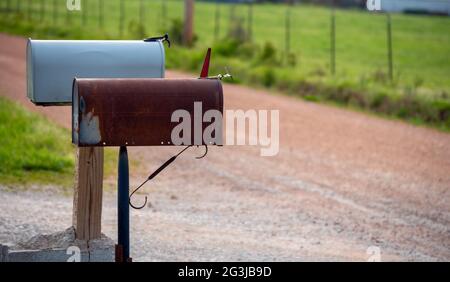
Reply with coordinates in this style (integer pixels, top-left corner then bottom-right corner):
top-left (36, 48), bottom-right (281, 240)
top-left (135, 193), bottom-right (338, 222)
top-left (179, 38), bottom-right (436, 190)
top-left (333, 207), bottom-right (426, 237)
top-left (72, 78), bottom-right (223, 147)
top-left (27, 39), bottom-right (165, 105)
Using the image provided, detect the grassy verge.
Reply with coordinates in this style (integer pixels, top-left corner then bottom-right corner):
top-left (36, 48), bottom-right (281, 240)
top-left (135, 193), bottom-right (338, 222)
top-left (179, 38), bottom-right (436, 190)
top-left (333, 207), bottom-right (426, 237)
top-left (0, 96), bottom-right (116, 188)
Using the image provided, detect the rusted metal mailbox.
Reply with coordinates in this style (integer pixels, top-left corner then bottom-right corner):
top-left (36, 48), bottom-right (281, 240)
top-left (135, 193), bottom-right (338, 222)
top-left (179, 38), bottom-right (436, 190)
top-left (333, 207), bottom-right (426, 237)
top-left (70, 48), bottom-right (225, 262)
top-left (27, 39), bottom-right (165, 105)
top-left (72, 78), bottom-right (224, 147)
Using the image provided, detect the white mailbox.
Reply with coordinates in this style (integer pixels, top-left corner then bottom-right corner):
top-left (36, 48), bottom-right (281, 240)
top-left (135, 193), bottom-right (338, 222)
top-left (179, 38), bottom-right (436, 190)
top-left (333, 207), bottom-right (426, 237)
top-left (26, 39), bottom-right (165, 105)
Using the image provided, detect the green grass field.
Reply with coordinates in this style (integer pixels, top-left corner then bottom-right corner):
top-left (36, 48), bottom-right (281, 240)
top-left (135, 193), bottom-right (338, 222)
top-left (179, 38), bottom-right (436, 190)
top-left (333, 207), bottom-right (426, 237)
top-left (0, 96), bottom-right (116, 187)
top-left (0, 0), bottom-right (449, 129)
top-left (0, 96), bottom-right (74, 186)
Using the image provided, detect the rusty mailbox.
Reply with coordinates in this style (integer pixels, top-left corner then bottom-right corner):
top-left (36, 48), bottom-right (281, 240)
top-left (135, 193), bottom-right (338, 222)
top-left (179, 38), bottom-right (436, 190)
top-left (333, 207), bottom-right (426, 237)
top-left (27, 38), bottom-right (165, 105)
top-left (72, 78), bottom-right (224, 147)
top-left (70, 48), bottom-right (226, 262)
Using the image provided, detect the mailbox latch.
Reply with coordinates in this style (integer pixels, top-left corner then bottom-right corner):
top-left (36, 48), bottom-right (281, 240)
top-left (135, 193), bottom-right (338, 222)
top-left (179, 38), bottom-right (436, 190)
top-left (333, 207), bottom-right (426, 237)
top-left (129, 145), bottom-right (207, 210)
top-left (144, 33), bottom-right (171, 48)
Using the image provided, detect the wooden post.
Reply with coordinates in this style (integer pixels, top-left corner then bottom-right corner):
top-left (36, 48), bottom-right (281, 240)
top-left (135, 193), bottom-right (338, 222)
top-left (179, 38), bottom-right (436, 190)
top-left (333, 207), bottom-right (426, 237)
top-left (183, 0), bottom-right (194, 46)
top-left (73, 147), bottom-right (104, 240)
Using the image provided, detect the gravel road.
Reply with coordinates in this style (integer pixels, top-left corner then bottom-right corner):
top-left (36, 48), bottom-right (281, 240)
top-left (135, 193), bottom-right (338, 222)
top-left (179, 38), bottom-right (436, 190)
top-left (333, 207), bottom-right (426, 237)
top-left (0, 33), bottom-right (449, 261)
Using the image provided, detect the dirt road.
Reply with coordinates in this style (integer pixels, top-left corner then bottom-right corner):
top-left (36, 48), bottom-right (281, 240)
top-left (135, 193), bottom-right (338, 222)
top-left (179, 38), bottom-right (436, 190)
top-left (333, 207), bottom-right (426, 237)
top-left (0, 33), bottom-right (449, 261)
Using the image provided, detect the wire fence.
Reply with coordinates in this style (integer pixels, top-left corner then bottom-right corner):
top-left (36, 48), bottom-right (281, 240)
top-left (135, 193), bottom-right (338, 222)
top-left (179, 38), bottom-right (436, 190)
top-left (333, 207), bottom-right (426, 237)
top-left (0, 0), bottom-right (448, 89)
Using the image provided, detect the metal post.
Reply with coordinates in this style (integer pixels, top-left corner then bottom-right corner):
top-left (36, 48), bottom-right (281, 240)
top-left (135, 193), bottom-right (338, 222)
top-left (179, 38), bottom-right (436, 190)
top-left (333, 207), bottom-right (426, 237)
top-left (119, 0), bottom-right (124, 37)
top-left (99, 0), bottom-right (104, 28)
top-left (53, 0), bottom-right (57, 24)
top-left (27, 0), bottom-right (31, 21)
top-left (214, 0), bottom-right (220, 41)
top-left (82, 0), bottom-right (87, 26)
top-left (229, 4), bottom-right (235, 25)
top-left (247, 2), bottom-right (253, 42)
top-left (285, 5), bottom-right (291, 60)
top-left (117, 146), bottom-right (130, 262)
top-left (66, 0), bottom-right (71, 24)
top-left (386, 13), bottom-right (393, 82)
top-left (330, 1), bottom-right (336, 75)
top-left (40, 0), bottom-right (44, 21)
top-left (161, 0), bottom-right (167, 30)
top-left (139, 0), bottom-right (144, 27)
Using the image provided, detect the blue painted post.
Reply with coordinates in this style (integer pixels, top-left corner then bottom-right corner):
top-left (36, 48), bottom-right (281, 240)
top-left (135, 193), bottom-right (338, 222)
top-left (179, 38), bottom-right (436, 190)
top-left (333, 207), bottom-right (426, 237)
top-left (118, 146), bottom-right (130, 261)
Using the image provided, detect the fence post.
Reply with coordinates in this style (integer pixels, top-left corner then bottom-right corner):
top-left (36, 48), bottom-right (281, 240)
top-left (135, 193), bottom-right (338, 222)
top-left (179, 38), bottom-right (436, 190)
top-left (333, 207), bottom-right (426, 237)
top-left (183, 0), bottom-right (195, 46)
top-left (99, 0), bottom-right (104, 28)
top-left (53, 0), bottom-right (57, 24)
top-left (66, 0), bottom-right (71, 24)
top-left (161, 0), bottom-right (167, 30)
top-left (139, 0), bottom-right (144, 27)
top-left (247, 2), bottom-right (253, 42)
top-left (229, 4), bottom-right (236, 33)
top-left (214, 0), bottom-right (220, 41)
top-left (82, 0), bottom-right (87, 26)
top-left (73, 147), bottom-right (104, 240)
top-left (386, 13), bottom-right (394, 82)
top-left (229, 4), bottom-right (235, 22)
top-left (27, 0), bottom-right (31, 21)
top-left (330, 1), bottom-right (336, 75)
top-left (285, 4), bottom-right (291, 61)
top-left (40, 0), bottom-right (44, 21)
top-left (119, 0), bottom-right (124, 37)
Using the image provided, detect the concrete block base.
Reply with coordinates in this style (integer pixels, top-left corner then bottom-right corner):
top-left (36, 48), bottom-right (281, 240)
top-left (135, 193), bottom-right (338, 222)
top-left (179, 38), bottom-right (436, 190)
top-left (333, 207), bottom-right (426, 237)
top-left (1, 227), bottom-right (114, 262)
